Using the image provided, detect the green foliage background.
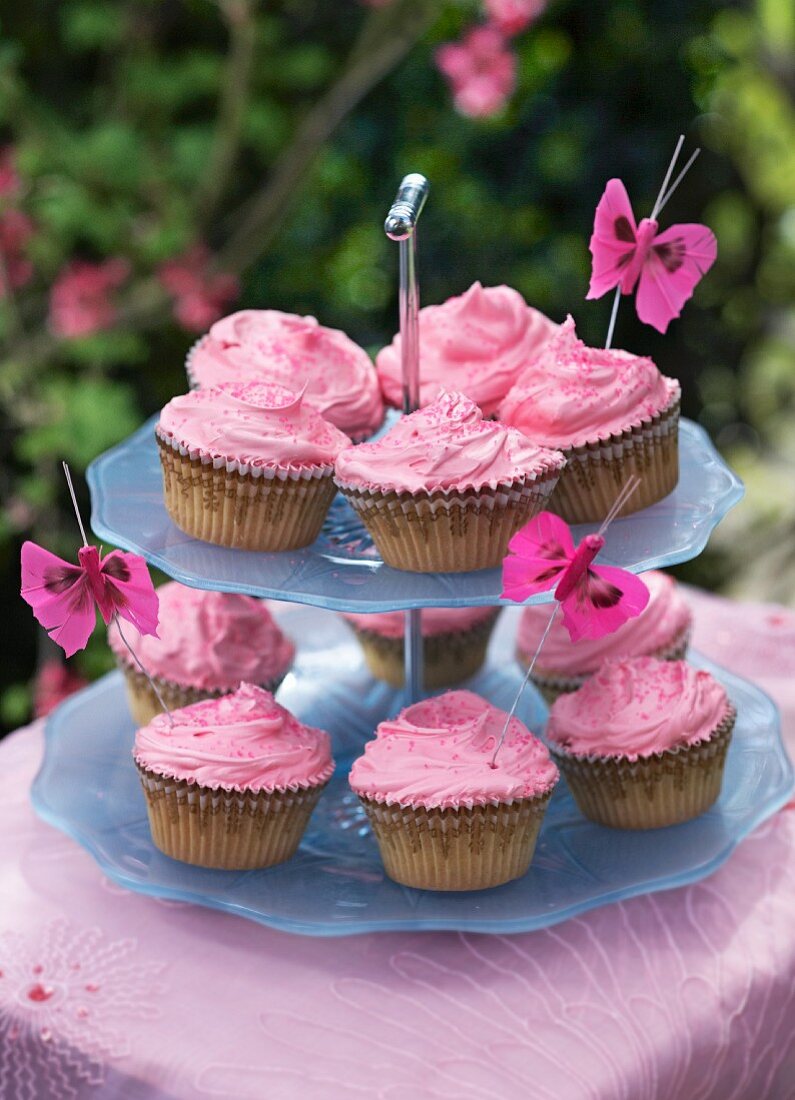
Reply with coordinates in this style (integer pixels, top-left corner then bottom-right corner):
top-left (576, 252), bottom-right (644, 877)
top-left (1, 0), bottom-right (793, 729)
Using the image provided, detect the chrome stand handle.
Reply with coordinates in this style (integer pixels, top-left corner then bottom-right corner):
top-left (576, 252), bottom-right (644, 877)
top-left (384, 173), bottom-right (429, 704)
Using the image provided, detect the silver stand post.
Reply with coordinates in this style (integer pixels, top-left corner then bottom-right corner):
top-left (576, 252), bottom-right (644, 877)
top-left (385, 173), bottom-right (429, 704)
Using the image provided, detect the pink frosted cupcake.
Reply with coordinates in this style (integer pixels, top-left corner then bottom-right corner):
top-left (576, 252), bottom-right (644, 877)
top-left (134, 683), bottom-right (333, 869)
top-left (186, 310), bottom-right (384, 442)
top-left (109, 582), bottom-right (295, 725)
top-left (376, 282), bottom-right (558, 416)
top-left (335, 391), bottom-right (566, 573)
top-left (349, 690), bottom-right (558, 890)
top-left (499, 316), bottom-right (680, 522)
top-left (517, 571), bottom-right (692, 702)
top-left (156, 381), bottom-right (349, 551)
top-left (342, 606), bottom-right (500, 689)
top-left (546, 658), bottom-right (735, 829)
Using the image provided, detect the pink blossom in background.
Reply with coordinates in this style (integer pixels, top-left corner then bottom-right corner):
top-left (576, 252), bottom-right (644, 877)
top-left (34, 660), bottom-right (88, 718)
top-left (0, 209), bottom-right (34, 296)
top-left (157, 244), bottom-right (239, 332)
top-left (483, 0), bottom-right (545, 36)
top-left (0, 147), bottom-right (22, 198)
top-left (48, 258), bottom-right (129, 338)
top-left (436, 25), bottom-right (516, 118)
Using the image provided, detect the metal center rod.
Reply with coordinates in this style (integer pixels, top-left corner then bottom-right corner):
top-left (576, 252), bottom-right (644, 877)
top-left (385, 173), bottom-right (429, 704)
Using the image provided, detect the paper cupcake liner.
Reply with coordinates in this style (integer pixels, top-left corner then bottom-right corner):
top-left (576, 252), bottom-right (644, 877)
top-left (517, 625), bottom-right (692, 705)
top-left (358, 791), bottom-right (553, 891)
top-left (549, 389), bottom-right (681, 524)
top-left (550, 704), bottom-right (736, 830)
top-left (136, 764), bottom-right (327, 869)
top-left (336, 468), bottom-right (561, 573)
top-left (351, 612), bottom-right (500, 689)
top-left (117, 660), bottom-right (290, 727)
top-left (157, 435), bottom-right (336, 551)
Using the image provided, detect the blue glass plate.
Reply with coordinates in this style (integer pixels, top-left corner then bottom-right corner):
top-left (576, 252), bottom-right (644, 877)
top-left (87, 416), bottom-right (743, 611)
top-left (31, 606), bottom-right (792, 937)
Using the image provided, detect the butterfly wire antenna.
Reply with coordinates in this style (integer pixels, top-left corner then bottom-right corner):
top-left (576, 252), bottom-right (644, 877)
top-left (62, 461), bottom-right (89, 547)
top-left (651, 135), bottom-right (701, 221)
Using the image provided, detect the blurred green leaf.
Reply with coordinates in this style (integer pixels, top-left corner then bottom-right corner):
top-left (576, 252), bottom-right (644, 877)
top-left (16, 378), bottom-right (141, 470)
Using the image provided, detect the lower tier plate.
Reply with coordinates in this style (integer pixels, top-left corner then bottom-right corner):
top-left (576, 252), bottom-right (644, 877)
top-left (31, 607), bottom-right (793, 936)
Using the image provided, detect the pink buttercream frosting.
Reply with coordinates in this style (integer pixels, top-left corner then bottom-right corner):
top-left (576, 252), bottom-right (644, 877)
top-left (188, 310), bottom-right (384, 440)
top-left (109, 583), bottom-right (294, 691)
top-left (156, 381), bottom-right (350, 469)
top-left (334, 390), bottom-right (565, 495)
top-left (499, 315), bottom-right (679, 449)
top-left (376, 282), bottom-right (558, 416)
top-left (133, 683), bottom-right (334, 793)
top-left (518, 571), bottom-right (691, 675)
top-left (343, 606), bottom-right (497, 639)
top-left (348, 690), bottom-right (558, 810)
top-left (546, 657), bottom-right (731, 761)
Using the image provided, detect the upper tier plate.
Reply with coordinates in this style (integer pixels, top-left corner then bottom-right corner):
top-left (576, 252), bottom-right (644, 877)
top-left (88, 414), bottom-right (743, 611)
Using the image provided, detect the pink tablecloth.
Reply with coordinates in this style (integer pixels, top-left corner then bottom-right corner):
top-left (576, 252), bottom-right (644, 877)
top-left (2, 590), bottom-right (795, 1100)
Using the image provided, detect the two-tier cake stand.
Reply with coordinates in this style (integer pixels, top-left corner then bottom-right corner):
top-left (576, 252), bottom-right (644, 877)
top-left (31, 177), bottom-right (794, 936)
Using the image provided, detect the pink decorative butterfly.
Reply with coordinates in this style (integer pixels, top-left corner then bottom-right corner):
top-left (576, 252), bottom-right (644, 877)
top-left (501, 511), bottom-right (649, 643)
top-left (21, 542), bottom-right (159, 658)
top-left (586, 177), bottom-right (717, 334)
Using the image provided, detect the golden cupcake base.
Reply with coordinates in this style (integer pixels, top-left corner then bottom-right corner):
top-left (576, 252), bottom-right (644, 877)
top-left (550, 393), bottom-right (681, 524)
top-left (158, 437), bottom-right (336, 552)
top-left (358, 791), bottom-right (553, 891)
top-left (337, 468), bottom-right (562, 573)
top-left (136, 765), bottom-right (327, 870)
top-left (350, 612), bottom-right (500, 689)
top-left (551, 706), bottom-right (736, 830)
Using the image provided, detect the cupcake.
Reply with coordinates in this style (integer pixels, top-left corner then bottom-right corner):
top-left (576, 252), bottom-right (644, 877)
top-left (376, 282), bottom-right (558, 416)
top-left (186, 310), bottom-right (384, 442)
top-left (342, 606), bottom-right (500, 689)
top-left (546, 657), bottom-right (735, 830)
top-left (517, 570), bottom-right (692, 702)
top-left (335, 390), bottom-right (566, 573)
top-left (499, 316), bottom-right (680, 522)
top-left (349, 690), bottom-right (558, 890)
top-left (109, 582), bottom-right (295, 725)
top-left (134, 683), bottom-right (333, 869)
top-left (156, 381), bottom-right (349, 551)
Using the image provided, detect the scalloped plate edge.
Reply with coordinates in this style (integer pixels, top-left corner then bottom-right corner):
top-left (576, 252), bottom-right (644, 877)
top-left (29, 659), bottom-right (792, 937)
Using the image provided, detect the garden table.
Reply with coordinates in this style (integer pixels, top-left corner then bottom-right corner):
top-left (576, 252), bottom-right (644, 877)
top-left (1, 588), bottom-right (794, 1100)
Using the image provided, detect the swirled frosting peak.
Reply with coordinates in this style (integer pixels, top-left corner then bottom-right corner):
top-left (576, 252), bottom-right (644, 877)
top-left (157, 381), bottom-right (350, 469)
top-left (518, 571), bottom-right (691, 675)
top-left (334, 390), bottom-right (565, 494)
top-left (499, 315), bottom-right (678, 449)
top-left (376, 282), bottom-right (558, 416)
top-left (189, 310), bottom-right (384, 440)
top-left (348, 689), bottom-right (558, 809)
top-left (546, 657), bottom-right (730, 760)
top-left (134, 683), bottom-right (334, 793)
top-left (109, 582), bottom-right (294, 691)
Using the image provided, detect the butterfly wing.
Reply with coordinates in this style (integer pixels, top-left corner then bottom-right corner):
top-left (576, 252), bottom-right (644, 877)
top-left (20, 541), bottom-right (97, 657)
top-left (559, 563), bottom-right (650, 643)
top-left (636, 222), bottom-right (717, 334)
top-left (501, 512), bottom-right (576, 603)
top-left (586, 179), bottom-right (639, 300)
top-left (98, 550), bottom-right (160, 637)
